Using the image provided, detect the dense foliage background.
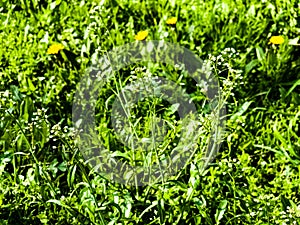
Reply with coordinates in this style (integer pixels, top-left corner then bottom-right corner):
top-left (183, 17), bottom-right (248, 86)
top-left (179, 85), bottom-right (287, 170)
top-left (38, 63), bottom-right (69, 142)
top-left (0, 0), bottom-right (300, 224)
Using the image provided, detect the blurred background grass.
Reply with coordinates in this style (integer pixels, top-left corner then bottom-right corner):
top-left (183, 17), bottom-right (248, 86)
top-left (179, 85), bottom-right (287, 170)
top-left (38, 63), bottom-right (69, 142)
top-left (0, 0), bottom-right (300, 224)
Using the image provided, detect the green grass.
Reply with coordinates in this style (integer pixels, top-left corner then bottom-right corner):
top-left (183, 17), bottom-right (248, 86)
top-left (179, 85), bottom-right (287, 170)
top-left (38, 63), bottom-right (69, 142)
top-left (1, 0), bottom-right (300, 224)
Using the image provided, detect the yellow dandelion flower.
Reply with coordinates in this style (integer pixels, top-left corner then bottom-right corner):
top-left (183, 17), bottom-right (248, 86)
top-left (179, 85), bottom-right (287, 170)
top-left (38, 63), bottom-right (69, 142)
top-left (269, 36), bottom-right (284, 45)
top-left (47, 43), bottom-right (64, 54)
top-left (166, 17), bottom-right (177, 25)
top-left (134, 30), bottom-right (148, 41)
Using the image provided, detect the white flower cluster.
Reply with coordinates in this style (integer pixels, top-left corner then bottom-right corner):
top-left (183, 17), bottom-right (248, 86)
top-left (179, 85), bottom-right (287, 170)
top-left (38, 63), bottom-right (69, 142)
top-left (1, 90), bottom-right (16, 112)
top-left (130, 66), bottom-right (147, 76)
top-left (205, 48), bottom-right (244, 104)
top-left (207, 47), bottom-right (242, 75)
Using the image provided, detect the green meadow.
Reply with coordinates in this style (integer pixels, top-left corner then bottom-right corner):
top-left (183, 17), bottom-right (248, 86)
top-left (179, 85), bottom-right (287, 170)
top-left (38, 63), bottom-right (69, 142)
top-left (0, 0), bottom-right (300, 224)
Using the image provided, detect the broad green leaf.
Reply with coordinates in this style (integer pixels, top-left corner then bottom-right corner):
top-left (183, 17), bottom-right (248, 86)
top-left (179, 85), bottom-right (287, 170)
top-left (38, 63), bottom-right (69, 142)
top-left (256, 46), bottom-right (265, 62)
top-left (27, 77), bottom-right (36, 92)
top-left (215, 200), bottom-right (228, 223)
top-left (58, 161), bottom-right (67, 172)
top-left (169, 103), bottom-right (180, 114)
top-left (230, 101), bottom-right (253, 121)
top-left (245, 59), bottom-right (259, 74)
top-left (285, 79), bottom-right (300, 97)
